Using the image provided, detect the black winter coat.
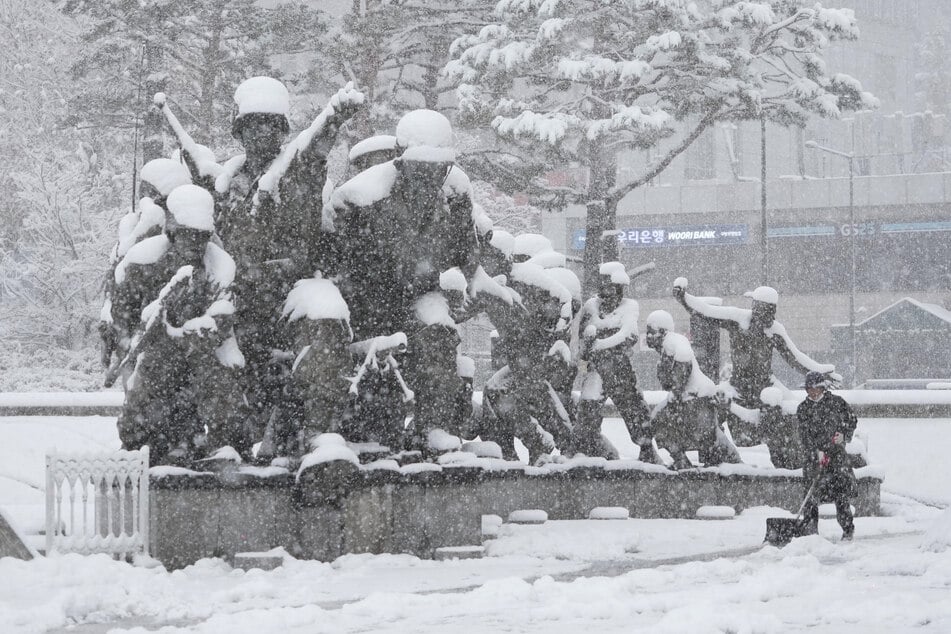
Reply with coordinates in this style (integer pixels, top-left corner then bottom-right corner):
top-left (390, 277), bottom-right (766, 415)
top-left (797, 391), bottom-right (858, 500)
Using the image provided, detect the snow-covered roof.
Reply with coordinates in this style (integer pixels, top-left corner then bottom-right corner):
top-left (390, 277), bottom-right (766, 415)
top-left (845, 297), bottom-right (951, 329)
top-left (233, 76), bottom-right (290, 117)
top-left (166, 185), bottom-right (215, 232)
top-left (349, 135), bottom-right (397, 162)
top-left (599, 261), bottom-right (630, 285)
top-left (140, 158), bottom-right (191, 196)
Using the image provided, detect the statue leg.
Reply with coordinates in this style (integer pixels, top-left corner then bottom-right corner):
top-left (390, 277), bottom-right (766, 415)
top-left (118, 343), bottom-right (186, 465)
top-left (482, 367), bottom-right (519, 461)
top-left (402, 323), bottom-right (464, 450)
top-left (572, 370), bottom-right (609, 457)
top-left (189, 338), bottom-right (254, 460)
top-left (694, 397), bottom-right (741, 466)
top-left (598, 353), bottom-right (656, 461)
top-left (284, 319), bottom-right (353, 455)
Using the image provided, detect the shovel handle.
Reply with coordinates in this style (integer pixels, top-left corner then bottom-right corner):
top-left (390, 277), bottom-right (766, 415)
top-left (795, 471), bottom-right (823, 519)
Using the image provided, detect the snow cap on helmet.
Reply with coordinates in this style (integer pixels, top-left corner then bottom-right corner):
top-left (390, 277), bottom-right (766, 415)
top-left (599, 261), bottom-right (630, 286)
top-left (510, 262), bottom-right (572, 305)
top-left (140, 158), bottom-right (192, 197)
top-left (166, 185), bottom-right (215, 232)
top-left (233, 76), bottom-right (290, 118)
top-left (396, 109), bottom-right (456, 162)
top-left (744, 285), bottom-right (779, 305)
top-left (513, 233), bottom-right (553, 259)
top-left (646, 310), bottom-right (675, 332)
top-left (349, 135), bottom-right (397, 163)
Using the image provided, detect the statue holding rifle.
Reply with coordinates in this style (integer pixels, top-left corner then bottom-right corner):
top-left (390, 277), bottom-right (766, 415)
top-left (115, 185), bottom-right (252, 465)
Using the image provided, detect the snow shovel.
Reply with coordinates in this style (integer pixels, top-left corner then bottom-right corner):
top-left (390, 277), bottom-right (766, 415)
top-left (764, 471), bottom-right (821, 547)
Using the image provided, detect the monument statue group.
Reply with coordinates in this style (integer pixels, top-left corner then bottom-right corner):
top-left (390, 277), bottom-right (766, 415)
top-left (100, 77), bottom-right (841, 471)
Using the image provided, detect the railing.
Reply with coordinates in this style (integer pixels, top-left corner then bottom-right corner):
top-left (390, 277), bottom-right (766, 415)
top-left (45, 447), bottom-right (149, 558)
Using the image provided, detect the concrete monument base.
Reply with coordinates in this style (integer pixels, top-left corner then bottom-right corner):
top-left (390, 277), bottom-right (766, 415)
top-left (149, 461), bottom-right (883, 570)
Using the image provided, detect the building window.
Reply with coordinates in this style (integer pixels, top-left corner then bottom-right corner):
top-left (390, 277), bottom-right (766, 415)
top-left (685, 127), bottom-right (716, 180)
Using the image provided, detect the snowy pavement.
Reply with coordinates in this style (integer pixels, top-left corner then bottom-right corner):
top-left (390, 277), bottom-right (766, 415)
top-left (1, 415), bottom-right (949, 633)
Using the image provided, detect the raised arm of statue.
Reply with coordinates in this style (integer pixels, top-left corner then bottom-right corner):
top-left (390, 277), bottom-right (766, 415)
top-left (767, 320), bottom-right (837, 378)
top-left (257, 83), bottom-right (366, 206)
top-left (672, 277), bottom-right (737, 331)
top-left (152, 93), bottom-right (221, 191)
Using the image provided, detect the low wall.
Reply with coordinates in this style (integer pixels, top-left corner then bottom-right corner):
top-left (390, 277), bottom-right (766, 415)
top-left (149, 462), bottom-right (883, 570)
top-left (3, 389), bottom-right (947, 418)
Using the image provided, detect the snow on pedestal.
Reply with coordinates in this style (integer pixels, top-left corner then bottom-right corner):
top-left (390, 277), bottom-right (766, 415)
top-left (461, 441), bottom-right (503, 459)
top-left (233, 547), bottom-right (291, 572)
top-left (428, 429), bottom-right (462, 453)
top-left (508, 509), bottom-right (548, 525)
top-left (695, 506), bottom-right (737, 520)
top-left (481, 514), bottom-right (504, 540)
top-left (434, 545), bottom-right (485, 560)
top-left (296, 434), bottom-right (360, 480)
top-left (588, 507), bottom-right (630, 520)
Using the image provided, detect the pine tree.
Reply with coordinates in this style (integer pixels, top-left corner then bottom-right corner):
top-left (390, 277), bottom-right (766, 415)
top-left (61, 0), bottom-right (328, 150)
top-left (321, 0), bottom-right (495, 136)
top-left (447, 0), bottom-right (878, 290)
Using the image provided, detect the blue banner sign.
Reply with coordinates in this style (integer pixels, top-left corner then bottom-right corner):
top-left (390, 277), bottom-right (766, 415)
top-left (571, 224), bottom-right (748, 250)
top-left (767, 220), bottom-right (951, 239)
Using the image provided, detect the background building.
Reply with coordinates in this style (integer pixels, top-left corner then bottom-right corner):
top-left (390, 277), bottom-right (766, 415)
top-left (538, 0), bottom-right (951, 388)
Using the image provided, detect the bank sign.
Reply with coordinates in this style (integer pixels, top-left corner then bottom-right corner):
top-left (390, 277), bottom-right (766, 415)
top-left (571, 224), bottom-right (748, 250)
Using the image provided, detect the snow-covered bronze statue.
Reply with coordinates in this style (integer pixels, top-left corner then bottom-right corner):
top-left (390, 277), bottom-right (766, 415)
top-left (482, 262), bottom-right (574, 462)
top-left (575, 263), bottom-right (655, 461)
top-left (645, 310), bottom-right (741, 469)
top-left (672, 278), bottom-right (838, 409)
top-left (101, 158), bottom-right (192, 383)
top-left (672, 278), bottom-right (838, 448)
top-left (213, 77), bottom-right (364, 442)
top-left (115, 185), bottom-right (251, 465)
top-left (331, 109), bottom-right (479, 452)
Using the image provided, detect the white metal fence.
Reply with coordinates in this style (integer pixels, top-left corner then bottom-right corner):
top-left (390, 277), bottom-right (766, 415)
top-left (45, 447), bottom-right (149, 558)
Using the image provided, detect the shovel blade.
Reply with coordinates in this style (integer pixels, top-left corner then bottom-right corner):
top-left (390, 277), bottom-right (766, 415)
top-left (765, 517), bottom-right (803, 547)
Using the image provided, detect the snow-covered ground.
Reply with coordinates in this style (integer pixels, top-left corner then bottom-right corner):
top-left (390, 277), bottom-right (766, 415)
top-left (1, 415), bottom-right (949, 633)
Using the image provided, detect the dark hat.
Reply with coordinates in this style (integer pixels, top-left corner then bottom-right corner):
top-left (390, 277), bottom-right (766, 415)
top-left (802, 371), bottom-right (829, 389)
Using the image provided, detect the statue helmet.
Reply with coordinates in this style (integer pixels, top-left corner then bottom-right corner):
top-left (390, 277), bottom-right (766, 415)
top-left (166, 185), bottom-right (215, 233)
top-left (231, 76), bottom-right (290, 137)
top-left (744, 285), bottom-right (779, 305)
top-left (646, 309), bottom-right (675, 333)
top-left (395, 109), bottom-right (456, 162)
top-left (599, 261), bottom-right (630, 286)
top-left (140, 158), bottom-right (192, 198)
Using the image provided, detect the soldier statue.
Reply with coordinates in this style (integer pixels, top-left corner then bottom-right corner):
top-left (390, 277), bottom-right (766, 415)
top-left (645, 310), bottom-right (741, 469)
top-left (115, 185), bottom-right (251, 465)
top-left (575, 263), bottom-right (656, 461)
